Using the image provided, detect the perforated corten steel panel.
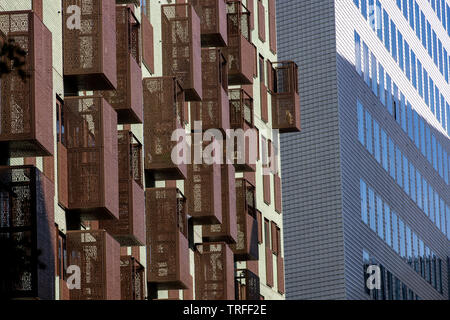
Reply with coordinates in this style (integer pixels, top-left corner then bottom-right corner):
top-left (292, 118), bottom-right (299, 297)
top-left (63, 0), bottom-right (117, 92)
top-left (186, 158), bottom-right (222, 225)
top-left (265, 246), bottom-right (273, 287)
top-left (99, 6), bottom-right (143, 124)
top-left (190, 48), bottom-right (229, 132)
top-left (143, 77), bottom-right (187, 180)
top-left (235, 269), bottom-right (260, 300)
top-left (271, 61), bottom-right (301, 133)
top-left (0, 11), bottom-right (53, 158)
top-left (161, 4), bottom-right (203, 101)
top-left (146, 188), bottom-right (190, 289)
top-left (232, 178), bottom-right (258, 261)
top-left (195, 242), bottom-right (234, 300)
top-left (274, 173), bottom-right (282, 213)
top-left (57, 143), bottom-right (68, 209)
top-left (225, 1), bottom-right (253, 85)
top-left (64, 96), bottom-right (119, 220)
top-left (189, 0), bottom-right (228, 47)
top-left (0, 166), bottom-right (55, 300)
top-left (66, 230), bottom-right (120, 300)
top-left (229, 88), bottom-right (253, 130)
top-left (202, 164), bottom-right (237, 243)
top-left (257, 0), bottom-right (265, 42)
top-left (141, 13), bottom-right (154, 73)
top-left (277, 255), bottom-right (285, 294)
top-left (268, 0), bottom-right (276, 54)
top-left (99, 130), bottom-right (144, 246)
top-left (120, 256), bottom-right (145, 300)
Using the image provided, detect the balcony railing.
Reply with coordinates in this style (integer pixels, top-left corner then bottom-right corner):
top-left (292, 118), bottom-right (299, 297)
top-left (191, 48), bottom-right (229, 131)
top-left (99, 130), bottom-right (145, 246)
top-left (66, 230), bottom-right (120, 300)
top-left (195, 242), bottom-right (234, 300)
top-left (99, 6), bottom-right (143, 124)
top-left (202, 164), bottom-right (237, 243)
top-left (226, 0), bottom-right (254, 85)
top-left (0, 165), bottom-right (55, 300)
top-left (271, 61), bottom-right (301, 133)
top-left (63, 0), bottom-right (117, 92)
top-left (186, 156), bottom-right (222, 225)
top-left (120, 255), bottom-right (145, 300)
top-left (143, 77), bottom-right (187, 180)
top-left (161, 3), bottom-right (203, 101)
top-left (229, 88), bottom-right (253, 130)
top-left (146, 188), bottom-right (190, 290)
top-left (235, 269), bottom-right (260, 300)
top-left (189, 0), bottom-right (228, 47)
top-left (232, 178), bottom-right (258, 261)
top-left (64, 96), bottom-right (119, 220)
top-left (0, 11), bottom-right (53, 157)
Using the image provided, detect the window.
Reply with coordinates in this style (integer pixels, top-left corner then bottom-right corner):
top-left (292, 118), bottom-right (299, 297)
top-left (56, 98), bottom-right (65, 146)
top-left (423, 69), bottom-right (429, 106)
top-left (364, 43), bottom-right (370, 86)
top-left (401, 94), bottom-right (407, 132)
top-left (402, 0), bottom-right (408, 19)
top-left (423, 179), bottom-right (429, 216)
top-left (419, 117), bottom-right (426, 156)
top-left (434, 192), bottom-right (440, 228)
top-left (398, 31), bottom-right (404, 71)
top-left (408, 0), bottom-right (414, 29)
top-left (361, 179), bottom-right (368, 224)
top-left (396, 146), bottom-right (403, 187)
top-left (414, 2), bottom-right (420, 38)
top-left (389, 138), bottom-right (396, 179)
top-left (392, 212), bottom-right (399, 253)
top-left (381, 129), bottom-right (388, 171)
top-left (371, 53), bottom-right (378, 95)
top-left (366, 110), bottom-right (373, 154)
top-left (376, 1), bottom-right (382, 40)
top-left (357, 100), bottom-right (365, 144)
top-left (417, 60), bottom-right (423, 97)
top-left (427, 22), bottom-right (432, 56)
top-left (443, 150), bottom-right (449, 184)
top-left (379, 64), bottom-right (385, 105)
top-left (409, 163), bottom-right (416, 203)
top-left (429, 78), bottom-right (435, 114)
top-left (438, 40), bottom-right (443, 74)
top-left (384, 203), bottom-right (391, 246)
top-left (386, 73), bottom-right (393, 114)
top-left (377, 196), bottom-right (383, 239)
top-left (394, 83), bottom-right (400, 123)
top-left (399, 218), bottom-right (406, 258)
top-left (416, 170), bottom-right (422, 209)
top-left (432, 31), bottom-right (438, 65)
top-left (361, 0), bottom-right (368, 19)
top-left (429, 185), bottom-right (435, 222)
top-left (369, 187), bottom-right (376, 232)
top-left (413, 111), bottom-right (419, 149)
top-left (406, 226), bottom-right (412, 264)
top-left (403, 156), bottom-right (409, 195)
top-left (374, 120), bottom-right (380, 163)
top-left (355, 32), bottom-right (362, 75)
top-left (425, 125), bottom-right (432, 163)
top-left (264, 218), bottom-right (270, 248)
top-left (421, 11), bottom-right (427, 48)
top-left (391, 20), bottom-right (397, 61)
top-left (407, 103), bottom-right (413, 140)
top-left (383, 9), bottom-right (390, 51)
top-left (411, 50), bottom-right (417, 88)
top-left (437, 142), bottom-right (443, 177)
top-left (432, 134), bottom-right (437, 171)
top-left (404, 41), bottom-right (410, 80)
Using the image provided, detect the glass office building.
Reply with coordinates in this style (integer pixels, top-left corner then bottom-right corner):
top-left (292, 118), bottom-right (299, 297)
top-left (277, 0), bottom-right (449, 299)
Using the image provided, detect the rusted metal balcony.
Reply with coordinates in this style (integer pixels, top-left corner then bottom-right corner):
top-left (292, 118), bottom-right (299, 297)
top-left (226, 0), bottom-right (254, 85)
top-left (161, 3), bottom-right (202, 101)
top-left (195, 242), bottom-right (234, 300)
top-left (271, 61), bottom-right (301, 133)
top-left (63, 0), bottom-right (117, 92)
top-left (191, 48), bottom-right (229, 132)
top-left (202, 164), bottom-right (237, 243)
top-left (189, 0), bottom-right (228, 47)
top-left (120, 255), bottom-right (145, 300)
top-left (99, 6), bottom-right (143, 124)
top-left (0, 11), bottom-right (53, 158)
top-left (228, 88), bottom-right (256, 172)
top-left (146, 188), bottom-right (190, 290)
top-left (99, 130), bottom-right (144, 246)
top-left (235, 269), bottom-right (260, 300)
top-left (187, 158), bottom-right (222, 225)
top-left (66, 230), bottom-right (120, 300)
top-left (232, 178), bottom-right (259, 261)
top-left (64, 96), bottom-right (119, 220)
top-left (143, 77), bottom-right (187, 181)
top-left (0, 165), bottom-right (55, 300)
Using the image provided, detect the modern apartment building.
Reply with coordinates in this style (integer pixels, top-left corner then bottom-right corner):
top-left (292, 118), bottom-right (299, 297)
top-left (277, 0), bottom-right (449, 299)
top-left (0, 0), bottom-right (298, 300)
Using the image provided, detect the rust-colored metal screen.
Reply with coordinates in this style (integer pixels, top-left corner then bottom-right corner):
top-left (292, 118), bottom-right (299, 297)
top-left (274, 173), bottom-right (282, 213)
top-left (232, 178), bottom-right (258, 261)
top-left (195, 242), bottom-right (234, 300)
top-left (268, 0), bottom-right (277, 54)
top-left (0, 11), bottom-right (53, 158)
top-left (99, 130), bottom-right (144, 246)
top-left (64, 96), bottom-right (119, 220)
top-left (57, 142), bottom-right (68, 208)
top-left (246, 0), bottom-right (254, 30)
top-left (63, 0), bottom-right (117, 91)
top-left (120, 256), bottom-right (145, 300)
top-left (263, 172), bottom-right (270, 205)
top-left (161, 3), bottom-right (203, 101)
top-left (226, 0), bottom-right (253, 85)
top-left (190, 0), bottom-right (228, 47)
top-left (141, 13), bottom-right (154, 73)
top-left (229, 88), bottom-right (253, 130)
top-left (66, 230), bottom-right (120, 300)
top-left (143, 77), bottom-right (187, 180)
top-left (277, 255), bottom-right (285, 294)
top-left (0, 166), bottom-right (55, 299)
top-left (146, 188), bottom-right (190, 289)
top-left (235, 269), bottom-right (260, 300)
top-left (202, 164), bottom-right (237, 243)
top-left (260, 82), bottom-right (268, 123)
top-left (190, 48), bottom-right (229, 131)
top-left (265, 245), bottom-right (273, 287)
top-left (187, 160), bottom-right (222, 225)
top-left (257, 0), bottom-right (265, 42)
top-left (272, 61), bottom-right (301, 133)
top-left (99, 6), bottom-right (142, 124)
